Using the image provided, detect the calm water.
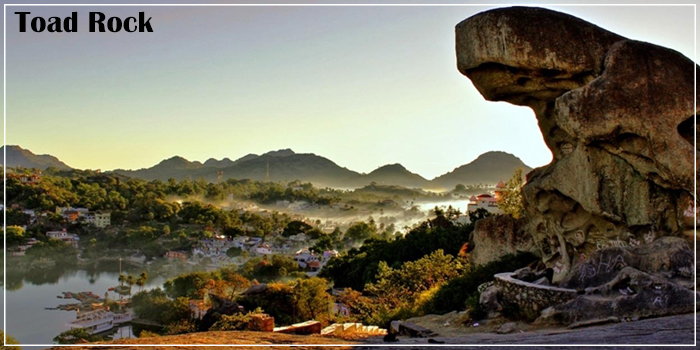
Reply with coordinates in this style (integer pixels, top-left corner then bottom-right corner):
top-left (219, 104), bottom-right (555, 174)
top-left (3, 262), bottom-right (168, 346)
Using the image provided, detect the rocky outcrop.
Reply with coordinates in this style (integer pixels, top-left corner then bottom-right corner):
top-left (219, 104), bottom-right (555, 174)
top-left (559, 236), bottom-right (694, 290)
top-left (199, 294), bottom-right (243, 331)
top-left (471, 215), bottom-right (538, 266)
top-left (456, 7), bottom-right (697, 282)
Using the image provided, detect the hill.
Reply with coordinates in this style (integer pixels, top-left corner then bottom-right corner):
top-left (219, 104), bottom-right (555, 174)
top-left (1, 145), bottom-right (72, 170)
top-left (7, 145), bottom-right (533, 190)
top-left (365, 164), bottom-right (429, 188)
top-left (114, 150), bottom-right (366, 188)
top-left (431, 151), bottom-right (532, 190)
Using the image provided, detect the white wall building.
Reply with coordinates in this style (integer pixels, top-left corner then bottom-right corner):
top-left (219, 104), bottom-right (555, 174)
top-left (466, 194), bottom-right (502, 215)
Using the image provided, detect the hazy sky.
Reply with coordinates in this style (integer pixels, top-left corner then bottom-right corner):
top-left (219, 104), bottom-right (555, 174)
top-left (3, 1), bottom-right (696, 179)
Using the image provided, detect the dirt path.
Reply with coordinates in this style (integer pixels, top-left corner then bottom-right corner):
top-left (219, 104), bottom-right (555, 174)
top-left (356, 313), bottom-right (696, 348)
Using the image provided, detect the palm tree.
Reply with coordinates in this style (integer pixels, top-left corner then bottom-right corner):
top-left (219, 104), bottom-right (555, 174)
top-left (118, 273), bottom-right (126, 287)
top-left (136, 276), bottom-right (145, 292)
top-left (136, 271), bottom-right (148, 292)
top-left (138, 271), bottom-right (148, 285)
top-left (126, 275), bottom-right (136, 297)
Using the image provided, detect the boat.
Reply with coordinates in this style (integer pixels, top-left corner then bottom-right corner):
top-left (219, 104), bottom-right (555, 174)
top-left (113, 312), bottom-right (133, 325)
top-left (67, 309), bottom-right (114, 335)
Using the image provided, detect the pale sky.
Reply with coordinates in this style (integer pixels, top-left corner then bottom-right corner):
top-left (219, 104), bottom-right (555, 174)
top-left (2, 1), bottom-right (696, 179)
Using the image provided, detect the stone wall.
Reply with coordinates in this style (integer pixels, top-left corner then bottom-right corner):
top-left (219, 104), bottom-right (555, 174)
top-left (494, 272), bottom-right (577, 316)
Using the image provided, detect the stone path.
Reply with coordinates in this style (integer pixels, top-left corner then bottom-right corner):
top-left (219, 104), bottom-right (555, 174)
top-left (355, 313), bottom-right (696, 349)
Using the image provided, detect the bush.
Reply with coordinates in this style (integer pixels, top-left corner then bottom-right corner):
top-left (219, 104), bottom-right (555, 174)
top-left (1, 330), bottom-right (21, 350)
top-left (138, 330), bottom-right (160, 338)
top-left (209, 307), bottom-right (264, 331)
top-left (423, 252), bottom-right (538, 315)
top-left (165, 319), bottom-right (197, 335)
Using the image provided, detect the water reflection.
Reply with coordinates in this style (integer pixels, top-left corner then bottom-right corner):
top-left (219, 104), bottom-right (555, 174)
top-left (4, 260), bottom-right (170, 345)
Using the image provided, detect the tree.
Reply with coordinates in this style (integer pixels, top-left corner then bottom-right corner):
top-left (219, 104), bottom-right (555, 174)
top-left (127, 275), bottom-right (136, 297)
top-left (5, 226), bottom-right (26, 246)
top-left (136, 271), bottom-right (148, 292)
top-left (468, 208), bottom-right (492, 223)
top-left (53, 328), bottom-right (97, 344)
top-left (345, 222), bottom-right (376, 242)
top-left (282, 221), bottom-right (312, 237)
top-left (293, 277), bottom-right (333, 326)
top-left (497, 168), bottom-right (525, 219)
top-left (1, 330), bottom-right (21, 350)
top-left (311, 235), bottom-right (333, 253)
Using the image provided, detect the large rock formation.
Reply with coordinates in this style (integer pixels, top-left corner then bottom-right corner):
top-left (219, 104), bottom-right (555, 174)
top-left (471, 215), bottom-right (537, 266)
top-left (457, 7), bottom-right (697, 282)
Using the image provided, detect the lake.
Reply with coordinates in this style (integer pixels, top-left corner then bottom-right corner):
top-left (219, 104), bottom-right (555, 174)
top-left (2, 261), bottom-right (171, 346)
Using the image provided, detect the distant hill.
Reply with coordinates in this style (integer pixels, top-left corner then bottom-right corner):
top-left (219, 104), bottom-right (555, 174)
top-left (113, 149), bottom-right (366, 188)
top-left (431, 151), bottom-right (532, 190)
top-left (203, 158), bottom-right (235, 168)
top-left (113, 150), bottom-right (530, 189)
top-left (8, 145), bottom-right (532, 190)
top-left (114, 156), bottom-right (209, 180)
top-left (1, 145), bottom-right (72, 170)
top-left (365, 164), bottom-right (429, 188)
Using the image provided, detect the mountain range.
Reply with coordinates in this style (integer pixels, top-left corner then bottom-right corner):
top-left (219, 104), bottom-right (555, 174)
top-left (2, 145), bottom-right (532, 190)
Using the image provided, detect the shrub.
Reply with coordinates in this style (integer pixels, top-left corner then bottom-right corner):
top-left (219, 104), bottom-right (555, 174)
top-left (209, 307), bottom-right (264, 331)
top-left (423, 252), bottom-right (538, 315)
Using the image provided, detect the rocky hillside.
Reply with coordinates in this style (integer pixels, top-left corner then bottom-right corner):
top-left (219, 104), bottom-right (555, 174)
top-left (1, 145), bottom-right (72, 170)
top-left (431, 151), bottom-right (532, 189)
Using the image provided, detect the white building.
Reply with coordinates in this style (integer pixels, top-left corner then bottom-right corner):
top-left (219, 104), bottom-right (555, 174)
top-left (95, 211), bottom-right (111, 228)
top-left (466, 194), bottom-right (502, 215)
top-left (47, 229), bottom-right (80, 248)
top-left (255, 244), bottom-right (272, 255)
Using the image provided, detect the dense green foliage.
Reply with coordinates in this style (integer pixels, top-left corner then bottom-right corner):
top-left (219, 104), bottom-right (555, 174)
top-left (320, 217), bottom-right (473, 291)
top-left (131, 288), bottom-right (192, 326)
top-left (209, 307), bottom-right (264, 331)
top-left (53, 328), bottom-right (100, 344)
top-left (497, 168), bottom-right (525, 219)
top-left (163, 267), bottom-right (250, 299)
top-left (236, 278), bottom-right (333, 326)
top-left (237, 255), bottom-right (304, 283)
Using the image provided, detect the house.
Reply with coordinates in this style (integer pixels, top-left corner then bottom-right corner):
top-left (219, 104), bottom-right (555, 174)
top-left (8, 172), bottom-right (41, 185)
top-left (294, 248), bottom-right (320, 269)
top-left (323, 250), bottom-right (339, 260)
top-left (165, 250), bottom-right (188, 261)
top-left (63, 210), bottom-right (80, 223)
top-left (255, 244), bottom-right (272, 255)
top-left (288, 233), bottom-right (308, 243)
top-left (494, 180), bottom-right (506, 201)
top-left (46, 229), bottom-right (80, 248)
top-left (466, 194), bottom-right (502, 215)
top-left (94, 211), bottom-right (111, 228)
top-left (307, 260), bottom-right (322, 272)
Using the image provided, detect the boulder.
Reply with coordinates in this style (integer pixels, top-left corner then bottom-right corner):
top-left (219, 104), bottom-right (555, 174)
top-left (456, 6), bottom-right (697, 282)
top-left (497, 322), bottom-right (517, 334)
top-left (559, 236), bottom-right (694, 290)
top-left (397, 322), bottom-right (438, 338)
top-left (199, 294), bottom-right (243, 331)
top-left (479, 284), bottom-right (502, 318)
top-left (537, 266), bottom-right (695, 326)
top-left (471, 215), bottom-right (537, 266)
